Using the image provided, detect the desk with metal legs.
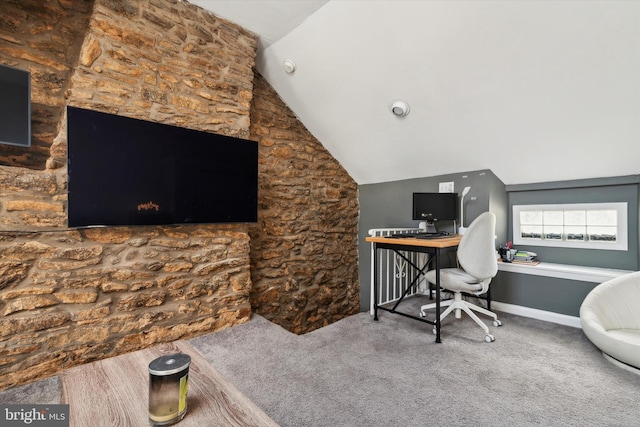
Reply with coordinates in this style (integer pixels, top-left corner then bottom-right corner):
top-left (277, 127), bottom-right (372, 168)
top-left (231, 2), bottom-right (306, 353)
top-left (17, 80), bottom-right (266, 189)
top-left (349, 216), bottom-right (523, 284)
top-left (365, 235), bottom-right (462, 343)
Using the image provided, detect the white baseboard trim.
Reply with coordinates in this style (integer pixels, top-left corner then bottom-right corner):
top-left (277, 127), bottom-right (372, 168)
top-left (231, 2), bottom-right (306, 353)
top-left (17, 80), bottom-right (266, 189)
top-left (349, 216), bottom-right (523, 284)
top-left (492, 301), bottom-right (582, 328)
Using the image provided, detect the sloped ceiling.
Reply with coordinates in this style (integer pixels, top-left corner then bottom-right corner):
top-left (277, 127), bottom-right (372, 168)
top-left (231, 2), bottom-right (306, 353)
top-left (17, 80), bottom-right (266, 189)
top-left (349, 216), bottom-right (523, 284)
top-left (192, 0), bottom-right (640, 186)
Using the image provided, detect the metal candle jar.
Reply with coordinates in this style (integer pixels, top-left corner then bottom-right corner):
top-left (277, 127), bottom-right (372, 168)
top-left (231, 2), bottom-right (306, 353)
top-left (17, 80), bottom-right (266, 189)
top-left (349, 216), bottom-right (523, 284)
top-left (148, 353), bottom-right (191, 426)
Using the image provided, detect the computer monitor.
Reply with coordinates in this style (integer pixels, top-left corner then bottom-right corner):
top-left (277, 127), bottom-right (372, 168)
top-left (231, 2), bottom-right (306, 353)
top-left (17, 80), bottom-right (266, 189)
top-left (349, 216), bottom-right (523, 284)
top-left (412, 192), bottom-right (458, 233)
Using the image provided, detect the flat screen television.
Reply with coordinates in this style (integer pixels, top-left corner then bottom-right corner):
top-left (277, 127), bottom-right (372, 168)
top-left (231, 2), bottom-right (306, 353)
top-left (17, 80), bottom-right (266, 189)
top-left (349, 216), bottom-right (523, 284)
top-left (67, 106), bottom-right (258, 227)
top-left (412, 192), bottom-right (458, 232)
top-left (0, 64), bottom-right (31, 147)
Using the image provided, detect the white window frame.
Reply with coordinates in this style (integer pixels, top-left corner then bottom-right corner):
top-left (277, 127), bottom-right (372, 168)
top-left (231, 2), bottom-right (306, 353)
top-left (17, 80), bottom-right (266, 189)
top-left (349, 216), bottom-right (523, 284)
top-left (513, 202), bottom-right (628, 251)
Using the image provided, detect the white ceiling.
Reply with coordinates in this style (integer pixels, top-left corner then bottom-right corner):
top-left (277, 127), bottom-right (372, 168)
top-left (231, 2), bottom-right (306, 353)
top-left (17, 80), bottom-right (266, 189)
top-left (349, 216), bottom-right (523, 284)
top-left (192, 0), bottom-right (640, 186)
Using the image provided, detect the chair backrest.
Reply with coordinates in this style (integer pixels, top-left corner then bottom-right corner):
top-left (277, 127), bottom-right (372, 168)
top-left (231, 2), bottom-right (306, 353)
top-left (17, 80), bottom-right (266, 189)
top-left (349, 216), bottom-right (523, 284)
top-left (457, 212), bottom-right (498, 280)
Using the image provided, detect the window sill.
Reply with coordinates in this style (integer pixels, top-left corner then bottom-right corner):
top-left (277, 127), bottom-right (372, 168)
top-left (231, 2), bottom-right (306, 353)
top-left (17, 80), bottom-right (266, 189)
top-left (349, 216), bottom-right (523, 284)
top-left (497, 261), bottom-right (633, 283)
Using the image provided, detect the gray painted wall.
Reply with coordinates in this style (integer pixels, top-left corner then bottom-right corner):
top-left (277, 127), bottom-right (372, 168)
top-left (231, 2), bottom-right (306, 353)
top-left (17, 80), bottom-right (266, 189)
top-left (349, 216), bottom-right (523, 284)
top-left (358, 169), bottom-right (506, 312)
top-left (490, 272), bottom-right (598, 317)
top-left (491, 175), bottom-right (639, 317)
top-left (506, 176), bottom-right (639, 271)
top-left (358, 172), bottom-right (639, 317)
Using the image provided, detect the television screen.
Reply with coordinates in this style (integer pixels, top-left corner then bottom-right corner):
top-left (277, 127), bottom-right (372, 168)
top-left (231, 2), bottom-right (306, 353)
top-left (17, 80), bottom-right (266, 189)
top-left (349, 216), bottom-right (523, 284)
top-left (412, 192), bottom-right (458, 222)
top-left (67, 106), bottom-right (258, 227)
top-left (0, 64), bottom-right (31, 147)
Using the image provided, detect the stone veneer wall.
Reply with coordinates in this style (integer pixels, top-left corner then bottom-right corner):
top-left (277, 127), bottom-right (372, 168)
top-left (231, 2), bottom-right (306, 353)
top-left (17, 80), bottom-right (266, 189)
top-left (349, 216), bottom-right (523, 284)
top-left (249, 74), bottom-right (360, 334)
top-left (0, 0), bottom-right (93, 170)
top-left (0, 0), bottom-right (360, 391)
top-left (0, 0), bottom-right (257, 391)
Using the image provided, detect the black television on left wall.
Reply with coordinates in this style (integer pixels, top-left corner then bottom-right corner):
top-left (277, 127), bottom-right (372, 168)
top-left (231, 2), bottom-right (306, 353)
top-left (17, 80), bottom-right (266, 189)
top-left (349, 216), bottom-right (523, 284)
top-left (67, 106), bottom-right (258, 227)
top-left (0, 64), bottom-right (31, 147)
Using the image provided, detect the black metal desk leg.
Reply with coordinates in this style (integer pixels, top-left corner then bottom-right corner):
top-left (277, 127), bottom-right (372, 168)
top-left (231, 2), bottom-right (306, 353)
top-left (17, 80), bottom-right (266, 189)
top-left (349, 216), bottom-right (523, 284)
top-left (373, 243), bottom-right (378, 321)
top-left (435, 248), bottom-right (441, 343)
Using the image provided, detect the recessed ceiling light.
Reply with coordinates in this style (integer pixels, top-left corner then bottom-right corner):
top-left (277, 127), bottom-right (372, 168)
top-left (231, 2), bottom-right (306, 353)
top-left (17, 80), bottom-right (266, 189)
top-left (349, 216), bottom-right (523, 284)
top-left (283, 59), bottom-right (296, 74)
top-left (390, 100), bottom-right (410, 117)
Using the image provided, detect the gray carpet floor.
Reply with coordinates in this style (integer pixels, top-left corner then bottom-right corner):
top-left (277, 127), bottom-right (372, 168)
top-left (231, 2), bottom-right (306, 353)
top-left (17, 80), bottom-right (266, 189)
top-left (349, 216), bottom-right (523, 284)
top-left (2, 294), bottom-right (640, 426)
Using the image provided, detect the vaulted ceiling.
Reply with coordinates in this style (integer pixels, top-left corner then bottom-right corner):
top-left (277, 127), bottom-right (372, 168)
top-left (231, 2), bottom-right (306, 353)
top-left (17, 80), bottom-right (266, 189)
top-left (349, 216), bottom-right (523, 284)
top-left (192, 1), bottom-right (640, 186)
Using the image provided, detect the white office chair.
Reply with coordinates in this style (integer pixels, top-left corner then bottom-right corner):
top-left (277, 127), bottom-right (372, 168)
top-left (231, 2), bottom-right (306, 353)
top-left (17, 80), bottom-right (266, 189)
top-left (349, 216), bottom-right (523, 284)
top-left (419, 212), bottom-right (502, 342)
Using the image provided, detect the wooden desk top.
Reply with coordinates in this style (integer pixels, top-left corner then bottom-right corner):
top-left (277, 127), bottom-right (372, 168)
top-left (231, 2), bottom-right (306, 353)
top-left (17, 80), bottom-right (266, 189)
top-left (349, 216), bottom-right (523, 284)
top-left (365, 234), bottom-right (462, 248)
top-left (61, 340), bottom-right (278, 427)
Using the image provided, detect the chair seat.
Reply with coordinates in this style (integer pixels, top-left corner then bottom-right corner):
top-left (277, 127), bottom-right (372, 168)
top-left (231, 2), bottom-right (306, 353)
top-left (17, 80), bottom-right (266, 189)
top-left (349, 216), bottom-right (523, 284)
top-left (607, 328), bottom-right (640, 344)
top-left (424, 268), bottom-right (484, 294)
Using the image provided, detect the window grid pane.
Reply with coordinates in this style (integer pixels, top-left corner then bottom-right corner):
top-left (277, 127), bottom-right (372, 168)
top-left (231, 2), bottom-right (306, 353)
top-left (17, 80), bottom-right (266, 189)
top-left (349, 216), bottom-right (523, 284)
top-left (543, 211), bottom-right (563, 225)
top-left (518, 208), bottom-right (617, 243)
top-left (587, 226), bottom-right (617, 242)
top-left (587, 210), bottom-right (616, 226)
top-left (513, 202), bottom-right (627, 251)
top-left (565, 210), bottom-right (586, 225)
top-left (543, 225), bottom-right (563, 240)
top-left (566, 225), bottom-right (586, 241)
top-left (520, 225), bottom-right (542, 239)
top-left (520, 211), bottom-right (542, 225)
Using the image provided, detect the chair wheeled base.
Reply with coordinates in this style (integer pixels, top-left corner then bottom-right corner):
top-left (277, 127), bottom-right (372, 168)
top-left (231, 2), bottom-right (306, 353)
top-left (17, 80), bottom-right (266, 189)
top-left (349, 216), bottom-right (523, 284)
top-left (419, 293), bottom-right (502, 342)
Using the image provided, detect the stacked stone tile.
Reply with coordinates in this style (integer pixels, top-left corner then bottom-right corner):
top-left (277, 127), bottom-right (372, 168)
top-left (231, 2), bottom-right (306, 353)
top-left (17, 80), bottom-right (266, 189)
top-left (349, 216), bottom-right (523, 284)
top-left (0, 0), bottom-right (359, 391)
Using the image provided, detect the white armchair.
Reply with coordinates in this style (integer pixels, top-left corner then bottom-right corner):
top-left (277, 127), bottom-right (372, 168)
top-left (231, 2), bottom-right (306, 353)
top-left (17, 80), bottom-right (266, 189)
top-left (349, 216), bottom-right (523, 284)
top-left (580, 271), bottom-right (640, 373)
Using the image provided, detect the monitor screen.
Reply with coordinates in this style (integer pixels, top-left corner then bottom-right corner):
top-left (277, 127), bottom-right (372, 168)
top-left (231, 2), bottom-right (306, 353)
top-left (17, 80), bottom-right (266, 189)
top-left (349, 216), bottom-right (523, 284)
top-left (0, 64), bottom-right (31, 147)
top-left (412, 192), bottom-right (458, 223)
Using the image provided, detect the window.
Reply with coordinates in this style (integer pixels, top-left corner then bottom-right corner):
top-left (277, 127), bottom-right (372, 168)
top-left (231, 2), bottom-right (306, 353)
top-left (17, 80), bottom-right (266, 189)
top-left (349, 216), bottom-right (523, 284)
top-left (513, 203), bottom-right (628, 251)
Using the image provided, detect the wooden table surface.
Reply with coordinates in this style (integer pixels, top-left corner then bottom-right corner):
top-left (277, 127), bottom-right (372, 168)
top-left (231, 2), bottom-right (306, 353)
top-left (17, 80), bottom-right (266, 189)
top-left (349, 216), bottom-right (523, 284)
top-left (365, 234), bottom-right (462, 248)
top-left (61, 340), bottom-right (278, 427)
